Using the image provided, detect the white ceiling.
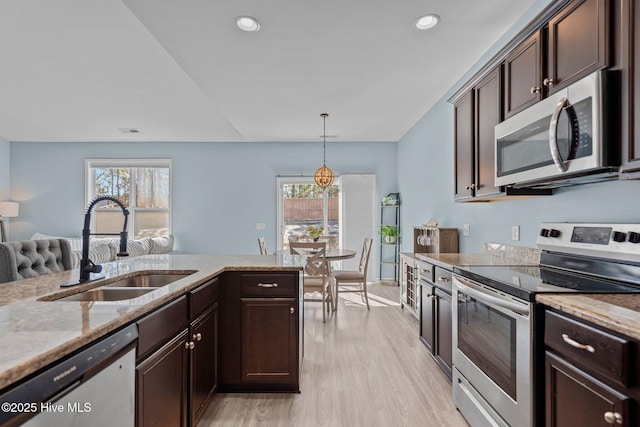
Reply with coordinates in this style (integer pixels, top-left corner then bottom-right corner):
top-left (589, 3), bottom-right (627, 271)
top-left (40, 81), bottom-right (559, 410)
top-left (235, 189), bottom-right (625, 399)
top-left (0, 0), bottom-right (537, 143)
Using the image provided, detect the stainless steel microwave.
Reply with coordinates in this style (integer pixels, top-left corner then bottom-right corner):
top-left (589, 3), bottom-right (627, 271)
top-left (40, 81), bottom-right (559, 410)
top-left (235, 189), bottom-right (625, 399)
top-left (495, 71), bottom-right (619, 189)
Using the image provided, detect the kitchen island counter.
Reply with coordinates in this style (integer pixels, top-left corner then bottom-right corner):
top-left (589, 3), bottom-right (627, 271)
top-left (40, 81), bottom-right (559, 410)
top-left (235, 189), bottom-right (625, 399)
top-left (0, 253), bottom-right (304, 390)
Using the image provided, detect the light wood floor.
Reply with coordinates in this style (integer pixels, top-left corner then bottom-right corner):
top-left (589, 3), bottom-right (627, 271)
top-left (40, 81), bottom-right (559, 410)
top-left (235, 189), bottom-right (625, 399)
top-left (200, 282), bottom-right (469, 427)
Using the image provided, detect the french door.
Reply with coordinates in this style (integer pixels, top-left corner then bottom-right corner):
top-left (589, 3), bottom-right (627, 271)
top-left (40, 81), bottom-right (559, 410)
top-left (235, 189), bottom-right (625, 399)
top-left (276, 177), bottom-right (341, 251)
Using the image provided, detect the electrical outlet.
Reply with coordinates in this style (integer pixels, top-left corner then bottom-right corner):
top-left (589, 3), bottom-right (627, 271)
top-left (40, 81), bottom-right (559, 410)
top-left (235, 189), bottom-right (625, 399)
top-left (463, 224), bottom-right (470, 237)
top-left (256, 222), bottom-right (266, 230)
top-left (512, 225), bottom-right (520, 241)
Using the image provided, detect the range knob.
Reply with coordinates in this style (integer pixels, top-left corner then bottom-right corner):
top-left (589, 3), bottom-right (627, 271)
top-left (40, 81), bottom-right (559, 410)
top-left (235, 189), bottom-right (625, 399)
top-left (540, 228), bottom-right (550, 237)
top-left (628, 232), bottom-right (640, 244)
top-left (612, 231), bottom-right (627, 243)
top-left (549, 229), bottom-right (561, 238)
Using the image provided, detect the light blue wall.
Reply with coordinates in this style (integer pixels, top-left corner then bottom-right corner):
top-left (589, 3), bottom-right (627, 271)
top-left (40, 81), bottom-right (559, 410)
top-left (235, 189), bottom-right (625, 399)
top-left (9, 141), bottom-right (397, 254)
top-left (397, 0), bottom-right (640, 253)
top-left (0, 137), bottom-right (9, 199)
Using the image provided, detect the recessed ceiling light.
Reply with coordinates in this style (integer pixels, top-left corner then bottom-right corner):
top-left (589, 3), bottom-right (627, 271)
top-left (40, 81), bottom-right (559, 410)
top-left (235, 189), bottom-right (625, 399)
top-left (415, 14), bottom-right (440, 30)
top-left (236, 16), bottom-right (260, 32)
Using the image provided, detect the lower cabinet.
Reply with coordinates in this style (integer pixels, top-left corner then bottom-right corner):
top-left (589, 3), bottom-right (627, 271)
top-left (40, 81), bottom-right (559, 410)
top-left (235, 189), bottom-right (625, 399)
top-left (241, 298), bottom-right (297, 383)
top-left (418, 260), bottom-right (453, 380)
top-left (136, 329), bottom-right (189, 427)
top-left (219, 271), bottom-right (301, 392)
top-left (136, 278), bottom-right (219, 427)
top-left (543, 308), bottom-right (639, 427)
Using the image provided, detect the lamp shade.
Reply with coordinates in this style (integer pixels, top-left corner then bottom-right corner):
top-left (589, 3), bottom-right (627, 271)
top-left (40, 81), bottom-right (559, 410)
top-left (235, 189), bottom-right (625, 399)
top-left (0, 202), bottom-right (19, 218)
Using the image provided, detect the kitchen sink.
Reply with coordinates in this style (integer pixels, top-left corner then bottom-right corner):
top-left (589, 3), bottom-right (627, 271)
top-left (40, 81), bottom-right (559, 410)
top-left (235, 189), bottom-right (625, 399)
top-left (101, 273), bottom-right (193, 288)
top-left (39, 270), bottom-right (197, 302)
top-left (53, 287), bottom-right (156, 302)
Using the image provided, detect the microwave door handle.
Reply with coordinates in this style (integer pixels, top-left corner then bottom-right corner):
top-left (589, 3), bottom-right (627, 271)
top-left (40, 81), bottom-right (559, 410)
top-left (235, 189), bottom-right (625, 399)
top-left (549, 97), bottom-right (571, 172)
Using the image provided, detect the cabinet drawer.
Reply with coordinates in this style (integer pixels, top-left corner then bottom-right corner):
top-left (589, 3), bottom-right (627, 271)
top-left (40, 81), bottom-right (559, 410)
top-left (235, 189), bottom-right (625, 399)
top-left (240, 273), bottom-right (297, 297)
top-left (137, 296), bottom-right (188, 360)
top-left (434, 267), bottom-right (452, 293)
top-left (417, 261), bottom-right (434, 283)
top-left (190, 277), bottom-right (219, 319)
top-left (545, 310), bottom-right (631, 387)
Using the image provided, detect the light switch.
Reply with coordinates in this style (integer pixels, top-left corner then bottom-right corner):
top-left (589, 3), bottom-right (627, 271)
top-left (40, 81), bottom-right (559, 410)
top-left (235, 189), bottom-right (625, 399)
top-left (512, 225), bottom-right (520, 241)
top-left (463, 224), bottom-right (470, 237)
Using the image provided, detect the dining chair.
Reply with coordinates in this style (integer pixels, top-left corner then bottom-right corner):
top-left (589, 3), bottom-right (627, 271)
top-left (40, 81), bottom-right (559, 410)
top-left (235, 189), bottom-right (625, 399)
top-left (290, 241), bottom-right (333, 322)
top-left (332, 237), bottom-right (373, 311)
top-left (257, 237), bottom-right (268, 255)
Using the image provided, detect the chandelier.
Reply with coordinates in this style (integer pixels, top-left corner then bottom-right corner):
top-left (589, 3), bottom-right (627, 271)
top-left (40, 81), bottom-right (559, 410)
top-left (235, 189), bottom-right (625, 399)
top-left (314, 113), bottom-right (335, 189)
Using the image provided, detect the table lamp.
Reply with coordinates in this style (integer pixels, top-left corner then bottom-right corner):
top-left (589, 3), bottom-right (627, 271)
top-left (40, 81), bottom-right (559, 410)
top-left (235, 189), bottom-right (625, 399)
top-left (0, 201), bottom-right (19, 242)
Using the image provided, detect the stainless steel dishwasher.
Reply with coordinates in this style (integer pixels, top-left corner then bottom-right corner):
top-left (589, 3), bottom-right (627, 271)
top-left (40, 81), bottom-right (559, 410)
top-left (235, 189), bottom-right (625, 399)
top-left (0, 324), bottom-right (138, 427)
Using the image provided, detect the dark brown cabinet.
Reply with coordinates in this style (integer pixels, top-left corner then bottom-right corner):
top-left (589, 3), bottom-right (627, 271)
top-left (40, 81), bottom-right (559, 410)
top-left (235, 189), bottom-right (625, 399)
top-left (621, 0), bottom-right (640, 175)
top-left (418, 260), bottom-right (453, 379)
top-left (454, 66), bottom-right (502, 201)
top-left (219, 271), bottom-right (301, 392)
top-left (543, 308), bottom-right (639, 427)
top-left (504, 0), bottom-right (609, 119)
top-left (136, 278), bottom-right (220, 427)
top-left (137, 329), bottom-right (189, 427)
top-left (504, 31), bottom-right (542, 118)
top-left (241, 298), bottom-right (297, 383)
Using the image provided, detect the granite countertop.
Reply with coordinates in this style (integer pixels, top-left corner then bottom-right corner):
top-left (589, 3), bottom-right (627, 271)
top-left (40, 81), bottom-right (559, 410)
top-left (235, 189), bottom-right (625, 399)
top-left (536, 293), bottom-right (640, 341)
top-left (0, 253), bottom-right (304, 391)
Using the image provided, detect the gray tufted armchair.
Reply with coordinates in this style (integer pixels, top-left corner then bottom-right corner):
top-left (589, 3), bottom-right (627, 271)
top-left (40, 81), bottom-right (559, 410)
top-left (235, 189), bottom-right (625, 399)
top-left (0, 239), bottom-right (73, 284)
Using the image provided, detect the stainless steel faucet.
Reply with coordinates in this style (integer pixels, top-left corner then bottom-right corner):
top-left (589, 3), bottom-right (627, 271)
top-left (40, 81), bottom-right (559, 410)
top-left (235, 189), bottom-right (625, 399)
top-left (79, 196), bottom-right (130, 283)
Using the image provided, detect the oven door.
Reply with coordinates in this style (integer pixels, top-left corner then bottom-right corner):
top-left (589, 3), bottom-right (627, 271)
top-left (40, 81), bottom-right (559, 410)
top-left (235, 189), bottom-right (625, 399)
top-left (495, 70), bottom-right (603, 187)
top-left (452, 274), bottom-right (533, 427)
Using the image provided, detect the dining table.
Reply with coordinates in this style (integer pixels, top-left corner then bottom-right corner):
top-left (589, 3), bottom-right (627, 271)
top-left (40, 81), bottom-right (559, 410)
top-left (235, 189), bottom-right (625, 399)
top-left (274, 248), bottom-right (357, 261)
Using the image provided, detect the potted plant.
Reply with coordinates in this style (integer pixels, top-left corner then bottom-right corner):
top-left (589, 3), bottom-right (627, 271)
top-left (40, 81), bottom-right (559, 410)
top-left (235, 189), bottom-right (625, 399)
top-left (306, 225), bottom-right (324, 241)
top-left (380, 225), bottom-right (399, 243)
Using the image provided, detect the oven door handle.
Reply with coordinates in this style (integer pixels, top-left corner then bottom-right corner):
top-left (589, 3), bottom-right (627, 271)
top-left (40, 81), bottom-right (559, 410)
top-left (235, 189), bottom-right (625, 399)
top-left (456, 280), bottom-right (530, 316)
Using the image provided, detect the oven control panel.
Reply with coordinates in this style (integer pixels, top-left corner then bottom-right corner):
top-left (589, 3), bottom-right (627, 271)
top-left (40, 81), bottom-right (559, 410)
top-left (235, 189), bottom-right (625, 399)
top-left (537, 222), bottom-right (640, 261)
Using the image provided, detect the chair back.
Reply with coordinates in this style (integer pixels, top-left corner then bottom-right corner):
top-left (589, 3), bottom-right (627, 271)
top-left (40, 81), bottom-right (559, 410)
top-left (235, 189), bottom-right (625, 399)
top-left (358, 238), bottom-right (373, 279)
top-left (0, 239), bottom-right (73, 283)
top-left (257, 237), bottom-right (267, 255)
top-left (289, 241), bottom-right (329, 278)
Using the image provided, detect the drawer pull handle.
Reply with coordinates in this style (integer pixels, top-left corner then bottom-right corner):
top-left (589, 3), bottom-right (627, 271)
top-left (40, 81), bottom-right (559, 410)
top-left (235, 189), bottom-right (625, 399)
top-left (603, 411), bottom-right (623, 424)
top-left (561, 334), bottom-right (595, 353)
top-left (438, 276), bottom-right (449, 282)
top-left (258, 282), bottom-right (279, 288)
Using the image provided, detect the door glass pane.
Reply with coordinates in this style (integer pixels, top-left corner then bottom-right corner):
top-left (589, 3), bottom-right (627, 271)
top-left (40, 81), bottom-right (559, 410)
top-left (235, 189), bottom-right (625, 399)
top-left (279, 180), bottom-right (340, 251)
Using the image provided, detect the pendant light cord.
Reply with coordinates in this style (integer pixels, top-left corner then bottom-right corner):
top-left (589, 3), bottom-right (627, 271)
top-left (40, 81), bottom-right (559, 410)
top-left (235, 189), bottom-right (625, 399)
top-left (322, 113), bottom-right (328, 166)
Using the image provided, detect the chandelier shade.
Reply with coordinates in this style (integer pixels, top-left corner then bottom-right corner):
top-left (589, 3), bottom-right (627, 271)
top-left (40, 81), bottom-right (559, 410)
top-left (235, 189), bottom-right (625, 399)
top-left (314, 113), bottom-right (335, 189)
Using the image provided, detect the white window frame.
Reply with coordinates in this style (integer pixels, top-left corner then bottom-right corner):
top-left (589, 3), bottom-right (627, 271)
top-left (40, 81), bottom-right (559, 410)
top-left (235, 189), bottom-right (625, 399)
top-left (85, 159), bottom-right (173, 237)
top-left (276, 176), bottom-right (342, 251)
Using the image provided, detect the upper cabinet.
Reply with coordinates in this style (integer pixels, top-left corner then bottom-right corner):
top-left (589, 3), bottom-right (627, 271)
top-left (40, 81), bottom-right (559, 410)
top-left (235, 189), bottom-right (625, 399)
top-left (621, 0), bottom-right (640, 176)
top-left (504, 32), bottom-right (543, 118)
top-left (504, 0), bottom-right (610, 119)
top-left (454, 67), bottom-right (503, 201)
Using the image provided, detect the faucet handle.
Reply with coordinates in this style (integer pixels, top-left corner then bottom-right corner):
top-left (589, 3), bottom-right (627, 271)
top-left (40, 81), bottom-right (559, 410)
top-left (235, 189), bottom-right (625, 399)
top-left (84, 260), bottom-right (103, 274)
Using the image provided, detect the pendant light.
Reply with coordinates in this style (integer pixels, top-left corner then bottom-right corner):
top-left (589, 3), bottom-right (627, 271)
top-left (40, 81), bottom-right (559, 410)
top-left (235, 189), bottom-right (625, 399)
top-left (314, 113), bottom-right (335, 189)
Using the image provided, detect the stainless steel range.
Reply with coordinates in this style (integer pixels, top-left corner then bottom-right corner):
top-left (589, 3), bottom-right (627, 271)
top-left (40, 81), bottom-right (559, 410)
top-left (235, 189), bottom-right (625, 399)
top-left (451, 223), bottom-right (640, 427)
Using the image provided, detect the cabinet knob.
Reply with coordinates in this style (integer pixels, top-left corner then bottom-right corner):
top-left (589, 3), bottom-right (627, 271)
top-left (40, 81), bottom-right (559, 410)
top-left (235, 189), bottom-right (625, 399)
top-left (438, 276), bottom-right (449, 282)
top-left (193, 333), bottom-right (202, 342)
top-left (185, 341), bottom-right (195, 350)
top-left (603, 411), bottom-right (623, 424)
top-left (530, 86), bottom-right (541, 94)
top-left (543, 77), bottom-right (555, 87)
top-left (290, 307), bottom-right (295, 314)
top-left (465, 183), bottom-right (477, 191)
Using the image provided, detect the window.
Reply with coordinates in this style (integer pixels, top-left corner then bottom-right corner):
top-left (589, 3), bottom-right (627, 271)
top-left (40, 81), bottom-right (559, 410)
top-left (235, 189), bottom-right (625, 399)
top-left (86, 159), bottom-right (171, 238)
top-left (276, 177), bottom-right (341, 251)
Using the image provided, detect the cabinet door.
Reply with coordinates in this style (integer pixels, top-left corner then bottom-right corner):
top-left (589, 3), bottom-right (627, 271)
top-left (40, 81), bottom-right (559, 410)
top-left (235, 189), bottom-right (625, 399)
top-left (504, 31), bottom-right (542, 118)
top-left (190, 304), bottom-right (218, 427)
top-left (546, 0), bottom-right (609, 94)
top-left (622, 0), bottom-right (640, 174)
top-left (419, 284), bottom-right (435, 353)
top-left (454, 91), bottom-right (474, 200)
top-left (474, 66), bottom-right (502, 198)
top-left (241, 298), bottom-right (298, 385)
top-left (136, 329), bottom-right (189, 427)
top-left (434, 288), bottom-right (452, 380)
top-left (545, 351), bottom-right (632, 427)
